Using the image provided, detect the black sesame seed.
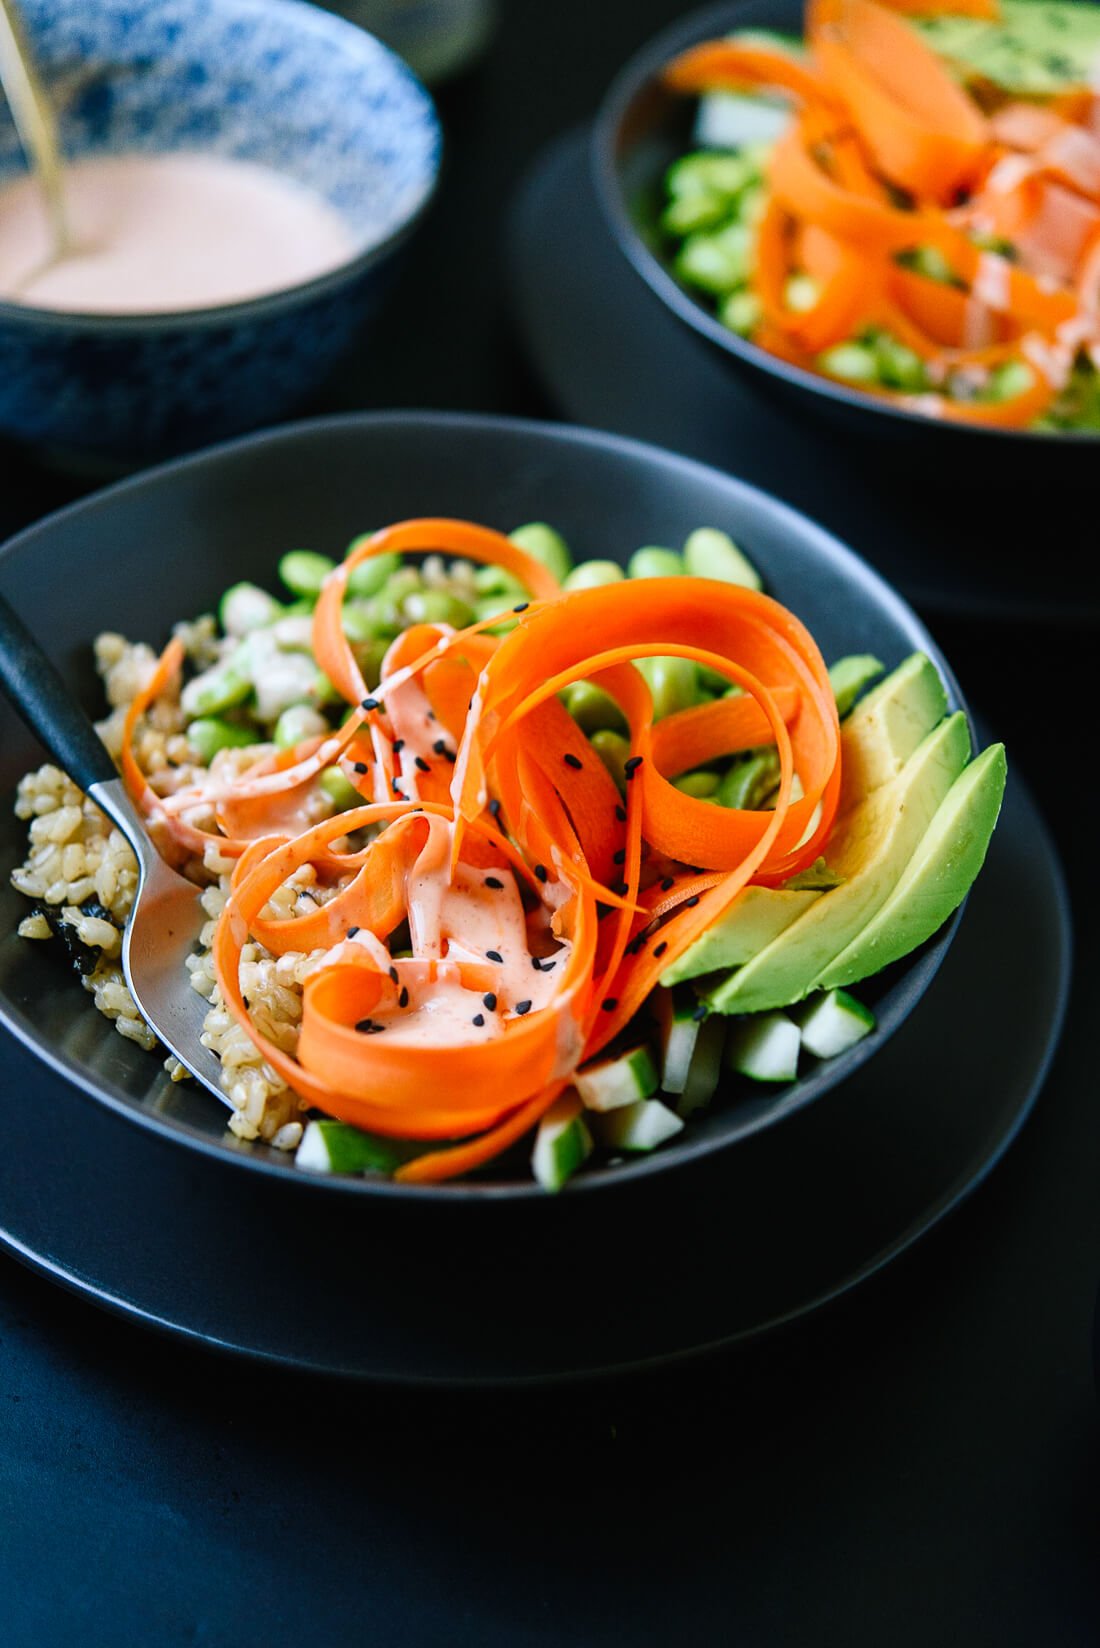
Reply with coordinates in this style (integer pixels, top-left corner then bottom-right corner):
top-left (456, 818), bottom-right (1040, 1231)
top-left (355, 1018), bottom-right (385, 1034)
top-left (515, 999), bottom-right (532, 1015)
top-left (513, 602), bottom-right (529, 613)
top-left (692, 1003), bottom-right (709, 1022)
top-left (392, 782), bottom-right (405, 798)
top-left (563, 752), bottom-right (583, 771)
top-left (347, 925), bottom-right (361, 938)
top-left (615, 804), bottom-right (627, 823)
top-left (473, 1013), bottom-right (485, 1027)
top-left (483, 992), bottom-right (497, 1011)
top-left (613, 849), bottom-right (626, 866)
top-left (685, 895), bottom-right (700, 908)
top-left (602, 997), bottom-right (618, 1012)
top-left (653, 940), bottom-right (668, 959)
top-left (433, 739), bottom-right (448, 756)
top-left (625, 936), bottom-right (644, 956)
top-left (661, 877), bottom-right (675, 892)
top-left (410, 755), bottom-right (428, 773)
top-left (442, 749), bottom-right (457, 764)
top-left (488, 798), bottom-right (501, 818)
top-left (624, 755), bottom-right (643, 778)
top-left (534, 863), bottom-right (547, 882)
top-left (398, 986), bottom-right (409, 1008)
top-left (388, 965), bottom-right (399, 982)
top-left (483, 950), bottom-right (502, 965)
top-left (485, 875), bottom-right (504, 890)
top-left (353, 762), bottom-right (368, 774)
top-left (612, 879), bottom-right (628, 896)
top-left (361, 697), bottom-right (379, 712)
top-left (392, 739), bottom-right (405, 754)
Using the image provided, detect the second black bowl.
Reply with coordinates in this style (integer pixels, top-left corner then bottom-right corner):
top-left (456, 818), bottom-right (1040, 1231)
top-left (593, 0), bottom-right (1099, 467)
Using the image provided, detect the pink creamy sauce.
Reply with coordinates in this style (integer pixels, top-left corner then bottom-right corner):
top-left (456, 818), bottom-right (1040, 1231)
top-left (0, 152), bottom-right (357, 313)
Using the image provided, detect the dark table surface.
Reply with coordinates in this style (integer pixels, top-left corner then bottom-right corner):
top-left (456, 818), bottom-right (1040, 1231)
top-left (1, 3), bottom-right (1097, 1644)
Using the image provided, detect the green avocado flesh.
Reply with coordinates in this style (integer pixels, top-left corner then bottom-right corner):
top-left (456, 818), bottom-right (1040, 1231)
top-left (916, 2), bottom-right (1100, 97)
top-left (817, 742), bottom-right (1007, 990)
top-left (705, 711), bottom-right (973, 1014)
top-left (839, 652), bottom-right (948, 806)
top-left (659, 652), bottom-right (948, 988)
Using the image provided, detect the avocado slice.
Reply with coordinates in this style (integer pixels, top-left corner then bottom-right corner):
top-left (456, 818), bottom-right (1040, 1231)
top-left (658, 885), bottom-right (822, 985)
top-left (840, 652), bottom-right (948, 806)
top-left (659, 653), bottom-right (948, 987)
top-left (817, 743), bottom-right (1007, 992)
top-left (918, 2), bottom-right (1100, 97)
top-left (705, 712), bottom-right (973, 1014)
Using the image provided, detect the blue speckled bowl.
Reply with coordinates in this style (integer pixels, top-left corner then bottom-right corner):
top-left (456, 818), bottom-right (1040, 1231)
top-left (0, 0), bottom-right (441, 466)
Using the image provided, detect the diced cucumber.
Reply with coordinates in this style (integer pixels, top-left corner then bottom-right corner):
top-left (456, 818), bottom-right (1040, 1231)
top-left (683, 527), bottom-right (762, 590)
top-left (219, 582), bottom-right (282, 637)
top-left (509, 522), bottom-right (573, 585)
top-left (829, 655), bottom-right (884, 717)
top-left (531, 1092), bottom-right (594, 1192)
top-left (678, 1014), bottom-right (726, 1117)
top-left (726, 1011), bottom-right (801, 1082)
top-left (594, 1098), bottom-right (685, 1153)
top-left (653, 988), bottom-right (704, 1094)
top-left (694, 90), bottom-right (791, 151)
top-left (793, 989), bottom-right (875, 1059)
top-left (279, 550), bottom-right (336, 598)
top-left (187, 717), bottom-right (257, 764)
top-left (575, 1044), bottom-right (659, 1113)
top-left (297, 1118), bottom-right (406, 1175)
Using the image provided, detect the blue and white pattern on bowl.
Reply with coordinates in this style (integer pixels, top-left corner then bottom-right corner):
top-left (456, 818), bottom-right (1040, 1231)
top-left (0, 0), bottom-right (441, 465)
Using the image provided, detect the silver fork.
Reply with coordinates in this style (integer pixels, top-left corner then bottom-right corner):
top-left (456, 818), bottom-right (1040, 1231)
top-left (0, 593), bottom-right (229, 1105)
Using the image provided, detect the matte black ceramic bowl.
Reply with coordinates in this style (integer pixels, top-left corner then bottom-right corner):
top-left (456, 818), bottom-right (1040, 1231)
top-left (593, 0), bottom-right (1098, 460)
top-left (0, 411), bottom-right (966, 1201)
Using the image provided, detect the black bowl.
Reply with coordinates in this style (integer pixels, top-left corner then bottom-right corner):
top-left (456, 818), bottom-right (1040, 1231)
top-left (593, 0), bottom-right (1099, 460)
top-left (0, 411), bottom-right (965, 1201)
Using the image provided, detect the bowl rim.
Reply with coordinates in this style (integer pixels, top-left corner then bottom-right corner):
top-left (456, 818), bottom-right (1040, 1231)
top-left (0, 0), bottom-right (443, 331)
top-left (0, 408), bottom-right (966, 1203)
top-left (591, 0), bottom-right (1100, 448)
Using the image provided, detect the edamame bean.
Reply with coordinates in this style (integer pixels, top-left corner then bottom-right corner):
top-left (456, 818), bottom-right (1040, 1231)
top-left (683, 528), bottom-right (762, 591)
top-left (590, 729), bottom-right (630, 789)
top-left (319, 768), bottom-right (362, 812)
top-left (816, 342), bottom-right (878, 385)
top-left (660, 192), bottom-right (730, 238)
top-left (667, 152), bottom-right (755, 201)
top-left (562, 560), bottom-right (624, 592)
top-left (872, 333), bottom-right (927, 391)
top-left (784, 273), bottom-right (820, 314)
top-left (673, 770), bottom-right (721, 799)
top-left (717, 750), bottom-right (779, 809)
top-left (474, 564), bottom-right (525, 597)
top-left (636, 656), bottom-right (698, 719)
top-left (675, 223), bottom-right (753, 297)
top-left (341, 604), bottom-right (380, 645)
top-left (279, 550), bottom-right (337, 599)
top-left (219, 582), bottom-right (282, 637)
top-left (274, 704), bottom-right (329, 749)
top-left (988, 360), bottom-right (1034, 402)
top-left (384, 568), bottom-right (422, 604)
top-left (720, 289), bottom-right (762, 337)
top-left (354, 637), bottom-right (390, 690)
top-left (346, 548), bottom-right (400, 598)
top-left (627, 547), bottom-right (684, 579)
top-left (187, 717), bottom-right (257, 764)
top-left (181, 656), bottom-right (253, 718)
top-left (562, 682), bottom-right (628, 735)
top-left (509, 522), bottom-right (573, 584)
top-left (403, 589), bottom-right (475, 627)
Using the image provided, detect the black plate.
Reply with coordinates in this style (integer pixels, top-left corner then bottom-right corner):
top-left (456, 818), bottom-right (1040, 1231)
top-left (0, 766), bottom-right (1070, 1382)
top-left (594, 0), bottom-right (1100, 463)
top-left (1, 411), bottom-right (961, 1202)
top-left (508, 130), bottom-right (1099, 625)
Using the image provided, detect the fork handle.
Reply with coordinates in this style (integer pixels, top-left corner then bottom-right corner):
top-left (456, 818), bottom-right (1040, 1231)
top-left (0, 592), bottom-right (118, 793)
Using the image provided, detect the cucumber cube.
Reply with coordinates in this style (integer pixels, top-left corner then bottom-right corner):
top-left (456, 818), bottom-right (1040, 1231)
top-left (595, 1098), bottom-right (685, 1153)
top-left (794, 989), bottom-right (875, 1059)
top-left (531, 1092), bottom-right (594, 1192)
top-left (726, 1011), bottom-right (801, 1082)
top-left (576, 1045), bottom-right (659, 1112)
